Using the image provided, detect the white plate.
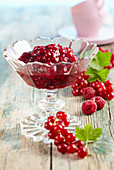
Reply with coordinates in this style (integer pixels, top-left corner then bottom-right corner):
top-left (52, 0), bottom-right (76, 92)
top-left (58, 25), bottom-right (114, 45)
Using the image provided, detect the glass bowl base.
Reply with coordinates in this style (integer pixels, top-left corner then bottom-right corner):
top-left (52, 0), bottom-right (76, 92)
top-left (38, 99), bottom-right (65, 111)
top-left (20, 114), bottom-right (81, 144)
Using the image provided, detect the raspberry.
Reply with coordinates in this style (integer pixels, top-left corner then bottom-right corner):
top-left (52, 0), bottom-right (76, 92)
top-left (82, 100), bottom-right (97, 115)
top-left (91, 96), bottom-right (105, 110)
top-left (82, 87), bottom-right (96, 100)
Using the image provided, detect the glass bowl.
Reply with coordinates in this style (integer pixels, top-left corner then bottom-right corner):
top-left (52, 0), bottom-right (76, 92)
top-left (3, 37), bottom-right (98, 143)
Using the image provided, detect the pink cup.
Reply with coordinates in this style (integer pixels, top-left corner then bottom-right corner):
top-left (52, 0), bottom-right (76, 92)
top-left (71, 0), bottom-right (105, 37)
top-left (72, 15), bottom-right (104, 37)
top-left (71, 0), bottom-right (104, 17)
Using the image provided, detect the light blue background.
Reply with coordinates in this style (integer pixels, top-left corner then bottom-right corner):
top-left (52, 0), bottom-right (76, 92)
top-left (0, 0), bottom-right (113, 9)
top-left (0, 0), bottom-right (113, 16)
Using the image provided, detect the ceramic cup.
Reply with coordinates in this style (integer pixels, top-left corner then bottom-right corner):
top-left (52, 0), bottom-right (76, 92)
top-left (71, 0), bottom-right (105, 37)
top-left (71, 0), bottom-right (104, 17)
top-left (72, 15), bottom-right (104, 37)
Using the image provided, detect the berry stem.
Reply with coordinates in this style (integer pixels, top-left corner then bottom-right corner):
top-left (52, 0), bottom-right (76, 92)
top-left (85, 140), bottom-right (88, 149)
top-left (87, 153), bottom-right (92, 156)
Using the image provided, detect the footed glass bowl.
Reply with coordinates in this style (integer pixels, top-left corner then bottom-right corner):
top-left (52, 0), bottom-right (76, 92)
top-left (3, 37), bottom-right (98, 143)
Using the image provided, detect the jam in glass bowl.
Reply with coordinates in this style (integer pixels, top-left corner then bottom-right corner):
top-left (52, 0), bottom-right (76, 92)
top-left (3, 37), bottom-right (98, 143)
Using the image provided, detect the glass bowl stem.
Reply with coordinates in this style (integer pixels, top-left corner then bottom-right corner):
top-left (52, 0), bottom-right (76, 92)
top-left (38, 89), bottom-right (65, 112)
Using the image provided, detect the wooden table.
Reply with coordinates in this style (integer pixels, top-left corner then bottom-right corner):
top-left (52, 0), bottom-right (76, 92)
top-left (0, 6), bottom-right (114, 170)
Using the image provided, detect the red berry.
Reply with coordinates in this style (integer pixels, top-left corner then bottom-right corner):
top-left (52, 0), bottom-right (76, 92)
top-left (74, 140), bottom-right (84, 149)
top-left (55, 134), bottom-right (64, 142)
top-left (72, 89), bottom-right (79, 96)
top-left (44, 122), bottom-right (53, 130)
top-left (79, 88), bottom-right (84, 95)
top-left (106, 86), bottom-right (113, 93)
top-left (69, 55), bottom-right (78, 62)
top-left (99, 91), bottom-right (106, 99)
top-left (78, 76), bottom-right (83, 83)
top-left (54, 140), bottom-right (61, 146)
top-left (96, 82), bottom-right (106, 94)
top-left (57, 143), bottom-right (67, 154)
top-left (19, 44), bottom-right (78, 65)
top-left (96, 82), bottom-right (104, 89)
top-left (105, 49), bottom-right (110, 52)
top-left (78, 147), bottom-right (87, 158)
top-left (82, 100), bottom-right (97, 115)
top-left (56, 111), bottom-right (67, 120)
top-left (66, 133), bottom-right (76, 143)
top-left (66, 144), bottom-right (77, 154)
top-left (62, 118), bottom-right (70, 127)
top-left (89, 82), bottom-right (97, 89)
top-left (80, 72), bottom-right (84, 78)
top-left (57, 120), bottom-right (65, 128)
top-left (82, 87), bottom-right (96, 100)
top-left (72, 83), bottom-right (78, 89)
top-left (80, 80), bottom-right (88, 88)
top-left (47, 116), bottom-right (55, 123)
top-left (53, 124), bottom-right (63, 133)
top-left (106, 65), bottom-right (112, 70)
top-left (61, 129), bottom-right (69, 137)
top-left (54, 140), bottom-right (67, 146)
top-left (91, 96), bottom-right (105, 110)
top-left (99, 46), bottom-right (105, 52)
top-left (98, 87), bottom-right (106, 93)
top-left (106, 92), bottom-right (114, 100)
top-left (105, 80), bottom-right (112, 87)
top-left (48, 131), bottom-right (55, 139)
top-left (84, 74), bottom-right (90, 80)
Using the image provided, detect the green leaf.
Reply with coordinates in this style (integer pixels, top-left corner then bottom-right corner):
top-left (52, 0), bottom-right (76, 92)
top-left (89, 56), bottom-right (104, 71)
top-left (97, 51), bottom-right (111, 67)
top-left (75, 124), bottom-right (102, 143)
top-left (85, 67), bottom-right (97, 76)
top-left (75, 127), bottom-right (86, 142)
top-left (84, 124), bottom-right (93, 141)
top-left (97, 69), bottom-right (110, 83)
top-left (89, 51), bottom-right (111, 71)
top-left (85, 68), bottom-right (110, 83)
top-left (84, 50), bottom-right (111, 83)
top-left (88, 75), bottom-right (99, 83)
top-left (88, 128), bottom-right (102, 142)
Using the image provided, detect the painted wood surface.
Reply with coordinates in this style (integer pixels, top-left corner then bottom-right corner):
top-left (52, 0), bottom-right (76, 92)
top-left (0, 6), bottom-right (114, 170)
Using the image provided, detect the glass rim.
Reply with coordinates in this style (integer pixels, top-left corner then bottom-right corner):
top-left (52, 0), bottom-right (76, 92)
top-left (3, 37), bottom-right (98, 68)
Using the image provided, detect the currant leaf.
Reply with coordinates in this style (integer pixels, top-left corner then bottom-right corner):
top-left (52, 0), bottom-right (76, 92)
top-left (75, 124), bottom-right (102, 143)
top-left (85, 50), bottom-right (111, 83)
top-left (85, 68), bottom-right (110, 83)
top-left (75, 127), bottom-right (86, 142)
top-left (89, 51), bottom-right (111, 70)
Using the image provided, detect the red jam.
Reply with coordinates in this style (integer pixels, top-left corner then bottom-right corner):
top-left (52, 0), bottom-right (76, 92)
top-left (18, 44), bottom-right (78, 89)
top-left (19, 44), bottom-right (77, 64)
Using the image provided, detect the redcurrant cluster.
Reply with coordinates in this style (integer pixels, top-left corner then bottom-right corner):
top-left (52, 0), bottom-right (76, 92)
top-left (44, 111), bottom-right (87, 158)
top-left (72, 70), bottom-right (89, 96)
top-left (89, 80), bottom-right (114, 100)
top-left (72, 70), bottom-right (114, 100)
top-left (19, 44), bottom-right (77, 64)
top-left (99, 46), bottom-right (114, 70)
